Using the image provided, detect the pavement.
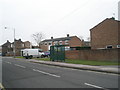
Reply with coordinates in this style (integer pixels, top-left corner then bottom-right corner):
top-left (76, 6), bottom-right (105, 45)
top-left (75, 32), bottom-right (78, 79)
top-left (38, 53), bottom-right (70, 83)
top-left (28, 59), bottom-right (120, 74)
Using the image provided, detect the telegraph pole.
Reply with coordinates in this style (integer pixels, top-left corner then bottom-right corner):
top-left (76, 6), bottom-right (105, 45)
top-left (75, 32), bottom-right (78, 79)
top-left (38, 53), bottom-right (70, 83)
top-left (5, 27), bottom-right (16, 58)
top-left (13, 28), bottom-right (16, 58)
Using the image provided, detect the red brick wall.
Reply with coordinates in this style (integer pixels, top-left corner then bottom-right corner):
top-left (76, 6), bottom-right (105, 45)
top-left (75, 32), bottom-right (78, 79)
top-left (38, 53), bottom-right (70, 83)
top-left (69, 36), bottom-right (83, 47)
top-left (40, 45), bottom-right (48, 51)
top-left (118, 22), bottom-right (120, 45)
top-left (65, 49), bottom-right (119, 62)
top-left (90, 18), bottom-right (119, 49)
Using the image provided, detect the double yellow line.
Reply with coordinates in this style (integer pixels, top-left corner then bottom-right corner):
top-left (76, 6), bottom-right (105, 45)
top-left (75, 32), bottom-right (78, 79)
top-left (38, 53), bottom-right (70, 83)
top-left (0, 83), bottom-right (5, 90)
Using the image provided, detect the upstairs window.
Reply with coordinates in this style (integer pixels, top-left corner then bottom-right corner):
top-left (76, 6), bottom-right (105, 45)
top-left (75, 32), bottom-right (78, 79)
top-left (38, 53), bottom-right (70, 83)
top-left (65, 40), bottom-right (69, 45)
top-left (22, 44), bottom-right (24, 48)
top-left (45, 42), bottom-right (47, 45)
top-left (49, 43), bottom-right (52, 45)
top-left (59, 41), bottom-right (62, 45)
top-left (11, 44), bottom-right (13, 48)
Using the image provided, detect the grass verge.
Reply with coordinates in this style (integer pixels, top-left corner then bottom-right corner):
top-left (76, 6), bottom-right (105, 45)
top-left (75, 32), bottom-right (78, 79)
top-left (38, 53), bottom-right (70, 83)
top-left (34, 58), bottom-right (120, 66)
top-left (15, 56), bottom-right (24, 58)
top-left (16, 56), bottom-right (120, 66)
top-left (65, 59), bottom-right (120, 66)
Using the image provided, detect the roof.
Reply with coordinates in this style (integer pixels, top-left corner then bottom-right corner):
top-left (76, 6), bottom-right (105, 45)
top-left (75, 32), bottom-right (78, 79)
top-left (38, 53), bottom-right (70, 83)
top-left (90, 18), bottom-right (120, 31)
top-left (42, 36), bottom-right (76, 42)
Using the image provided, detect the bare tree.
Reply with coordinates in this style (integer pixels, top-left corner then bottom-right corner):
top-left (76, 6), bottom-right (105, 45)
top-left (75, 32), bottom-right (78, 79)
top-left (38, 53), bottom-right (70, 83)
top-left (87, 37), bottom-right (90, 41)
top-left (32, 32), bottom-right (45, 47)
top-left (79, 36), bottom-right (84, 41)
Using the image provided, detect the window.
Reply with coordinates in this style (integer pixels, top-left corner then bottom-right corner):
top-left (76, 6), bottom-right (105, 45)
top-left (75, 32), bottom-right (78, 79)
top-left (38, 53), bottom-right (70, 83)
top-left (65, 40), bottom-right (69, 45)
top-left (54, 41), bottom-right (59, 45)
top-left (22, 44), bottom-right (24, 48)
top-left (117, 45), bottom-right (120, 48)
top-left (65, 47), bottom-right (70, 51)
top-left (106, 45), bottom-right (112, 49)
top-left (59, 41), bottom-right (62, 45)
top-left (49, 43), bottom-right (51, 45)
top-left (45, 42), bottom-right (47, 45)
top-left (11, 44), bottom-right (13, 48)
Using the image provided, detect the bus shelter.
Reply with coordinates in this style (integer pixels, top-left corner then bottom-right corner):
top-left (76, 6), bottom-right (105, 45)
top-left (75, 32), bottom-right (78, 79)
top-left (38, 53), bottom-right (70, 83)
top-left (50, 45), bottom-right (65, 62)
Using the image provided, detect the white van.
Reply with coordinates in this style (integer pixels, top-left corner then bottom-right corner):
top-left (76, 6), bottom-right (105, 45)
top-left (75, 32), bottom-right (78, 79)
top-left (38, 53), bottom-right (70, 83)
top-left (21, 49), bottom-right (44, 59)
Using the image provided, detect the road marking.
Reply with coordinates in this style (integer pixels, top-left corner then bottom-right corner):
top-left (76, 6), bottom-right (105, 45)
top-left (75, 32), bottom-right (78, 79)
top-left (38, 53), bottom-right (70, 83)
top-left (5, 62), bottom-right (11, 64)
top-left (14, 64), bottom-right (26, 68)
top-left (33, 69), bottom-right (60, 78)
top-left (84, 83), bottom-right (109, 90)
top-left (30, 62), bottom-right (119, 76)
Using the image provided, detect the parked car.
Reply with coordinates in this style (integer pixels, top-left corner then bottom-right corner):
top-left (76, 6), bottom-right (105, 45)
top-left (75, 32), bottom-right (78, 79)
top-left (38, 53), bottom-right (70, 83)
top-left (43, 51), bottom-right (50, 57)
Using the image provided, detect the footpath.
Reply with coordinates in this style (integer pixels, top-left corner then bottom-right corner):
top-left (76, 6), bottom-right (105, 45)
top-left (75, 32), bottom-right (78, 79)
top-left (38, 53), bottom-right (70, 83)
top-left (28, 59), bottom-right (120, 74)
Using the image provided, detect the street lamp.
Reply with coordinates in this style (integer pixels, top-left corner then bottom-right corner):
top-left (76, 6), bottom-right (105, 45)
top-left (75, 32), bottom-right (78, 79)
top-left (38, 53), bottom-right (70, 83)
top-left (5, 27), bottom-right (16, 58)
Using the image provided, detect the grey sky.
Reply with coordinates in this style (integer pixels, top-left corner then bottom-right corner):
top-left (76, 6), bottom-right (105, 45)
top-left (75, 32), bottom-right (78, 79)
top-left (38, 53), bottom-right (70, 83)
top-left (0, 0), bottom-right (119, 45)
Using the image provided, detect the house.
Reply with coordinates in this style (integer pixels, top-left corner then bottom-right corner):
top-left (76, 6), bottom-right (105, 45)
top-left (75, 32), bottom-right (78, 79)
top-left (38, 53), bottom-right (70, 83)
top-left (0, 46), bottom-right (2, 53)
top-left (90, 17), bottom-right (120, 49)
top-left (2, 39), bottom-right (31, 56)
top-left (82, 41), bottom-right (91, 47)
top-left (40, 34), bottom-right (83, 51)
top-left (2, 40), bottom-right (12, 56)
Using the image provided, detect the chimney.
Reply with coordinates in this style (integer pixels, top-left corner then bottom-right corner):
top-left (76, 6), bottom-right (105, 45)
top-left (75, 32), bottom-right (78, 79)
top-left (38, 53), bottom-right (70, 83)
top-left (51, 37), bottom-right (53, 39)
top-left (67, 34), bottom-right (69, 37)
top-left (19, 39), bottom-right (21, 41)
top-left (7, 40), bottom-right (9, 43)
top-left (111, 17), bottom-right (115, 20)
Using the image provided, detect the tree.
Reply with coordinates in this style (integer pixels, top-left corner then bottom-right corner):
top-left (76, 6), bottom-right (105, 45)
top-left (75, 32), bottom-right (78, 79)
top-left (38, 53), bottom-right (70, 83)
top-left (87, 37), bottom-right (90, 41)
top-left (32, 32), bottom-right (45, 47)
top-left (79, 36), bottom-right (84, 41)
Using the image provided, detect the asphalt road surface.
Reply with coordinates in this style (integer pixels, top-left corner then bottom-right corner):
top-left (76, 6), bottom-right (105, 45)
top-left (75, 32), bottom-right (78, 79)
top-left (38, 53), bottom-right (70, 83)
top-left (2, 57), bottom-right (119, 89)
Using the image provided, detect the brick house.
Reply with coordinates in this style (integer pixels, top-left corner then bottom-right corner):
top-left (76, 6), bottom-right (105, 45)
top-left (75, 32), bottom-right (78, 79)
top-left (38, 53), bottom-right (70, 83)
top-left (82, 41), bottom-right (91, 47)
top-left (0, 46), bottom-right (2, 53)
top-left (2, 40), bottom-right (13, 56)
top-left (90, 17), bottom-right (120, 49)
top-left (40, 34), bottom-right (83, 51)
top-left (2, 39), bottom-right (31, 56)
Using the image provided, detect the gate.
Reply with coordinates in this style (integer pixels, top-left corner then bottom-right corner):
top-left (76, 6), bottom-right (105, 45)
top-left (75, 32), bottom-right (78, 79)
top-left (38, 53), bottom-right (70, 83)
top-left (50, 45), bottom-right (65, 62)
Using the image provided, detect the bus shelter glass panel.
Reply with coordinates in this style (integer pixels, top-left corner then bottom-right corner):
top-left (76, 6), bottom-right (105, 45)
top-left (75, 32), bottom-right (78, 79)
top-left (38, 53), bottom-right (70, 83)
top-left (50, 45), bottom-right (65, 62)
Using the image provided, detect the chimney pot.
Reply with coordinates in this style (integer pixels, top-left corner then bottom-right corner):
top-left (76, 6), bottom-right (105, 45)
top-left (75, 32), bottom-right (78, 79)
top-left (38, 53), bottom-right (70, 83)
top-left (67, 34), bottom-right (69, 37)
top-left (51, 37), bottom-right (53, 39)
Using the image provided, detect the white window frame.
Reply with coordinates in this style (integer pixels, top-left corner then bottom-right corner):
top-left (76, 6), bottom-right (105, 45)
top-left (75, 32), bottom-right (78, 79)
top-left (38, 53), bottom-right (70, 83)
top-left (59, 41), bottom-right (63, 45)
top-left (117, 45), bottom-right (120, 48)
top-left (45, 42), bottom-right (48, 45)
top-left (65, 40), bottom-right (69, 45)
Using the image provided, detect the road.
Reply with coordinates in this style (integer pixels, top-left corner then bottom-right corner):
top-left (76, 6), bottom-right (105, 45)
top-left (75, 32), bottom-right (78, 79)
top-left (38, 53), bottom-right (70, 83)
top-left (2, 57), bottom-right (119, 89)
top-left (0, 56), bottom-right (2, 83)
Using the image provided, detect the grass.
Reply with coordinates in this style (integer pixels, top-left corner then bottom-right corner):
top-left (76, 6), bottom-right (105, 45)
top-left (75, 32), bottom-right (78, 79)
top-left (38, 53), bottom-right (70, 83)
top-left (65, 59), bottom-right (120, 66)
top-left (16, 56), bottom-right (120, 66)
top-left (35, 58), bottom-right (120, 66)
top-left (15, 56), bottom-right (24, 58)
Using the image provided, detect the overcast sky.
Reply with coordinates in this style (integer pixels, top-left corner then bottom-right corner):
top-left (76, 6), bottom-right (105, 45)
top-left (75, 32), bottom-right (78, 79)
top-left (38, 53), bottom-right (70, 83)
top-left (0, 0), bottom-right (119, 45)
